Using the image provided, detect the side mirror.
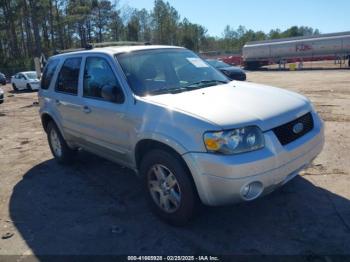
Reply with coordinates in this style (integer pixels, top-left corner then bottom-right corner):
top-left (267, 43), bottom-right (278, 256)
top-left (101, 84), bottom-right (124, 103)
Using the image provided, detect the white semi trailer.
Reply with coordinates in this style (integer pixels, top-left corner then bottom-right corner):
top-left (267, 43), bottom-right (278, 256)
top-left (242, 31), bottom-right (350, 69)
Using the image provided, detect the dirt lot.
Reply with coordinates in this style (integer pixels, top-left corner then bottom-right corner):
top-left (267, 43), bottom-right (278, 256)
top-left (0, 69), bottom-right (350, 256)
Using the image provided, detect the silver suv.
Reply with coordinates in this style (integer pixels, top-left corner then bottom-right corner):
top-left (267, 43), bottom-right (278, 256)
top-left (39, 45), bottom-right (324, 225)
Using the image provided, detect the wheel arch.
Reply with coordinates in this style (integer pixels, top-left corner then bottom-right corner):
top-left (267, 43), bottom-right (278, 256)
top-left (40, 112), bottom-right (65, 137)
top-left (41, 113), bottom-right (55, 133)
top-left (134, 139), bottom-right (185, 170)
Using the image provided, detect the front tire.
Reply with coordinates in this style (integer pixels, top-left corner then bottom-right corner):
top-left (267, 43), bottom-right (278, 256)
top-left (140, 149), bottom-right (198, 226)
top-left (47, 122), bottom-right (75, 164)
top-left (26, 83), bottom-right (32, 91)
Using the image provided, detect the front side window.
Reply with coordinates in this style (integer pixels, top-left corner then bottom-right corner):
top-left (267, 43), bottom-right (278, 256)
top-left (55, 57), bottom-right (81, 95)
top-left (116, 48), bottom-right (228, 96)
top-left (41, 59), bottom-right (59, 90)
top-left (83, 57), bottom-right (121, 101)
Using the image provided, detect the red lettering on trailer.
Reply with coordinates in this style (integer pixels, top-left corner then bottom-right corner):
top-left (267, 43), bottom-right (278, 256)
top-left (296, 44), bottom-right (313, 52)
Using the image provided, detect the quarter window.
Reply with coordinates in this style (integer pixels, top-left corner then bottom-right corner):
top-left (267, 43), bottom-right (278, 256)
top-left (56, 57), bottom-right (81, 95)
top-left (83, 57), bottom-right (121, 100)
top-left (41, 59), bottom-right (59, 90)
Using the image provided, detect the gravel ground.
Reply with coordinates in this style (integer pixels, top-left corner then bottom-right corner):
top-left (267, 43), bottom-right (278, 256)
top-left (0, 69), bottom-right (349, 256)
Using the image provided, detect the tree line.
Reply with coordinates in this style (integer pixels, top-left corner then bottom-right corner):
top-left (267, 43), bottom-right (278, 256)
top-left (0, 0), bottom-right (320, 74)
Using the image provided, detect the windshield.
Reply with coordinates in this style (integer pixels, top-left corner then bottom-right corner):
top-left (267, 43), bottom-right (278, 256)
top-left (25, 72), bottom-right (37, 80)
top-left (206, 60), bottom-right (231, 68)
top-left (116, 49), bottom-right (228, 96)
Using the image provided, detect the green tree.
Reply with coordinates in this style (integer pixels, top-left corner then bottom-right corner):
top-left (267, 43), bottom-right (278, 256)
top-left (109, 9), bottom-right (124, 41)
top-left (179, 18), bottom-right (207, 51)
top-left (66, 0), bottom-right (92, 47)
top-left (126, 11), bottom-right (140, 41)
top-left (152, 0), bottom-right (179, 44)
top-left (138, 8), bottom-right (152, 42)
top-left (0, 0), bottom-right (322, 73)
top-left (269, 29), bottom-right (282, 39)
top-left (91, 0), bottom-right (113, 42)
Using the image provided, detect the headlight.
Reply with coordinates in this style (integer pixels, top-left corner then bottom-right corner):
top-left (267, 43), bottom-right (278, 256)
top-left (204, 126), bottom-right (265, 155)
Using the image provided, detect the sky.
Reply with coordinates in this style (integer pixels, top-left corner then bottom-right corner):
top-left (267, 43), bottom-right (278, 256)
top-left (120, 0), bottom-right (349, 37)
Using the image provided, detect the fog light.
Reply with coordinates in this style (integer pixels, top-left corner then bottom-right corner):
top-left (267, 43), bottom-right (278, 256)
top-left (240, 181), bottom-right (263, 201)
top-left (242, 184), bottom-right (250, 197)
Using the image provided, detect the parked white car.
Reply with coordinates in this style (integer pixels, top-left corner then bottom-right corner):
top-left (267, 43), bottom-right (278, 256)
top-left (11, 71), bottom-right (40, 91)
top-left (0, 87), bottom-right (4, 104)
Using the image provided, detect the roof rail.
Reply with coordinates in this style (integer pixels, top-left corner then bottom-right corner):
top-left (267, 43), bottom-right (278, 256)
top-left (53, 41), bottom-right (152, 55)
top-left (53, 47), bottom-right (91, 55)
top-left (90, 41), bottom-right (152, 48)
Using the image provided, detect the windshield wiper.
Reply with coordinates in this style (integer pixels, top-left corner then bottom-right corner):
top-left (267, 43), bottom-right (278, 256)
top-left (148, 87), bottom-right (188, 95)
top-left (145, 80), bottom-right (228, 96)
top-left (184, 80), bottom-right (228, 90)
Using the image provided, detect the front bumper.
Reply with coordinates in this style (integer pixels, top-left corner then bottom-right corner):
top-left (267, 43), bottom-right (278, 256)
top-left (183, 111), bottom-right (325, 206)
top-left (29, 83), bottom-right (40, 90)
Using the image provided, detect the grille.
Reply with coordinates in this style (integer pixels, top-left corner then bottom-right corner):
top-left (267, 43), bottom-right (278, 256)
top-left (273, 113), bottom-right (314, 146)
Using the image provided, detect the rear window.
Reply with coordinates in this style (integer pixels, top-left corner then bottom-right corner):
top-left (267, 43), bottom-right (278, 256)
top-left (41, 59), bottom-right (59, 90)
top-left (25, 72), bottom-right (37, 80)
top-left (55, 57), bottom-right (81, 95)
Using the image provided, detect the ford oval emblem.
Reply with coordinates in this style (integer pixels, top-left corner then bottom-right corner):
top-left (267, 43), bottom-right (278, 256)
top-left (293, 123), bottom-right (304, 134)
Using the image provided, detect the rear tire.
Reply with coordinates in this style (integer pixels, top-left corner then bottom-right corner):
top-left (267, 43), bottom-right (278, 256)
top-left (12, 84), bottom-right (18, 91)
top-left (140, 149), bottom-right (198, 226)
top-left (47, 122), bottom-right (75, 164)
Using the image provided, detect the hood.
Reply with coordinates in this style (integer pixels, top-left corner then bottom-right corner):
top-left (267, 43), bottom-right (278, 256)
top-left (142, 81), bottom-right (312, 131)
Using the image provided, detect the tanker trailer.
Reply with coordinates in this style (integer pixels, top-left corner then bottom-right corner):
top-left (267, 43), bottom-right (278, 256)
top-left (243, 31), bottom-right (350, 70)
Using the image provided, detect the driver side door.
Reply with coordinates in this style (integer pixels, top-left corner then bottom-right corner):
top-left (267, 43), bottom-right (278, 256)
top-left (77, 55), bottom-right (132, 165)
top-left (17, 74), bottom-right (27, 89)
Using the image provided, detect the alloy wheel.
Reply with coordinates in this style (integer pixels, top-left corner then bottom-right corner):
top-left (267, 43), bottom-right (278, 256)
top-left (147, 164), bottom-right (182, 213)
top-left (50, 128), bottom-right (62, 157)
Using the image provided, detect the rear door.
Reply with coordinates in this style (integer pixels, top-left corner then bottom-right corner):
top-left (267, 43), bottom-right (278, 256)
top-left (53, 56), bottom-right (85, 140)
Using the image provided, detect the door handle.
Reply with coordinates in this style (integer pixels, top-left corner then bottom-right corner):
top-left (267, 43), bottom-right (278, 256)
top-left (55, 99), bottom-right (61, 106)
top-left (83, 106), bottom-right (91, 114)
